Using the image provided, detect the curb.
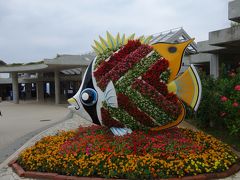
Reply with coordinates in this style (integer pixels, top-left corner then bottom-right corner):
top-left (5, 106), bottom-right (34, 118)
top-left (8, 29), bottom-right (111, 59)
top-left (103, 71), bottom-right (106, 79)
top-left (9, 159), bottom-right (240, 180)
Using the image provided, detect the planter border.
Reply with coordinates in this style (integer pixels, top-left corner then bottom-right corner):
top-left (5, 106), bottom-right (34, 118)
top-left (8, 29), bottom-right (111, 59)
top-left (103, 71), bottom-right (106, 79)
top-left (9, 159), bottom-right (240, 180)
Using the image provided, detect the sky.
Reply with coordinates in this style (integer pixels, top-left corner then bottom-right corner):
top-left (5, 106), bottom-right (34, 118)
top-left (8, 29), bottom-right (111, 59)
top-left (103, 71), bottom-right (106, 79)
top-left (0, 0), bottom-right (230, 64)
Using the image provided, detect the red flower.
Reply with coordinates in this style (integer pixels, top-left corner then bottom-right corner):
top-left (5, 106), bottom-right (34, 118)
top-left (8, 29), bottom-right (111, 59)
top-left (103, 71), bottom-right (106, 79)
top-left (94, 40), bottom-right (142, 82)
top-left (234, 85), bottom-right (240, 91)
top-left (101, 108), bottom-right (124, 128)
top-left (142, 58), bottom-right (170, 95)
top-left (232, 102), bottom-right (239, 107)
top-left (221, 96), bottom-right (228, 102)
top-left (166, 93), bottom-right (179, 104)
top-left (229, 72), bottom-right (236, 77)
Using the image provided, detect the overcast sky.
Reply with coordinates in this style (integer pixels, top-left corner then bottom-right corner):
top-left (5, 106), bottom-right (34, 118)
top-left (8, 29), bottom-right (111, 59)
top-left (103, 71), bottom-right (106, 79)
top-left (0, 0), bottom-right (230, 64)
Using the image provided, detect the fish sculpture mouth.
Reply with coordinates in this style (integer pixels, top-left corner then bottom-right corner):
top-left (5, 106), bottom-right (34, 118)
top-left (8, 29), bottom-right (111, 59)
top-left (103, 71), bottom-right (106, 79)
top-left (68, 98), bottom-right (80, 110)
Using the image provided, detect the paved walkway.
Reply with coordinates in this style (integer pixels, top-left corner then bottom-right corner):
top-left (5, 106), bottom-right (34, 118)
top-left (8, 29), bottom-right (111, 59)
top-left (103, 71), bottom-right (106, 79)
top-left (0, 102), bottom-right (239, 179)
top-left (0, 101), bottom-right (70, 164)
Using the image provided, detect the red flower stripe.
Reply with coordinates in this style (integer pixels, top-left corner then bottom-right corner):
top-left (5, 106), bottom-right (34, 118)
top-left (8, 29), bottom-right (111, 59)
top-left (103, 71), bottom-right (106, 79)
top-left (98, 44), bottom-right (153, 89)
top-left (165, 92), bottom-right (179, 104)
top-left (101, 108), bottom-right (124, 128)
top-left (94, 40), bottom-right (142, 81)
top-left (132, 79), bottom-right (181, 117)
top-left (142, 58), bottom-right (169, 95)
top-left (117, 93), bottom-right (155, 127)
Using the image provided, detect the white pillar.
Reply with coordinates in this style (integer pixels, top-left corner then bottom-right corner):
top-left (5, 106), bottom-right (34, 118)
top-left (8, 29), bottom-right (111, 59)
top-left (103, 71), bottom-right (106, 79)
top-left (36, 73), bottom-right (44, 102)
top-left (210, 54), bottom-right (219, 79)
top-left (54, 70), bottom-right (60, 104)
top-left (11, 72), bottom-right (19, 104)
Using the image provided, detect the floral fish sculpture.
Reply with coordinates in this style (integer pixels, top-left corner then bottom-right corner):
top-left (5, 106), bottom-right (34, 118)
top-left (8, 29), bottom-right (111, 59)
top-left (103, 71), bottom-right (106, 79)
top-left (68, 32), bottom-right (202, 136)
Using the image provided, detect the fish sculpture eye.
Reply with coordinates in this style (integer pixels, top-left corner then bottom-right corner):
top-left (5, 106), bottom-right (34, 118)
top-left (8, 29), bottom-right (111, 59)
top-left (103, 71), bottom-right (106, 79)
top-left (168, 46), bottom-right (177, 53)
top-left (80, 88), bottom-right (98, 106)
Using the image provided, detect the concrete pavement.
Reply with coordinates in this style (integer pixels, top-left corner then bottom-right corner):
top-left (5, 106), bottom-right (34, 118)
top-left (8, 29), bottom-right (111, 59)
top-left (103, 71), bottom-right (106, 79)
top-left (0, 101), bottom-right (70, 164)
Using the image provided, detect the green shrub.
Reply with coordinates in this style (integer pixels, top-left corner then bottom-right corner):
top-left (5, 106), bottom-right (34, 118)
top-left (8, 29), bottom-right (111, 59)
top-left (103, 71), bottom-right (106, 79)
top-left (191, 66), bottom-right (240, 136)
top-left (218, 68), bottom-right (240, 135)
top-left (194, 72), bottom-right (223, 128)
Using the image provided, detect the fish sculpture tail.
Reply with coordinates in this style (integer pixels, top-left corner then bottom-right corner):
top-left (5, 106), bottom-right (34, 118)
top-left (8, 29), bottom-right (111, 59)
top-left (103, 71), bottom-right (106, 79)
top-left (167, 64), bottom-right (202, 111)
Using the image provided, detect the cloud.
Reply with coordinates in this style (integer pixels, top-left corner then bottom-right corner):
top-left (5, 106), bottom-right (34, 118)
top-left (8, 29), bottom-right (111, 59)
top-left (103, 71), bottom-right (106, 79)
top-left (0, 0), bottom-right (229, 63)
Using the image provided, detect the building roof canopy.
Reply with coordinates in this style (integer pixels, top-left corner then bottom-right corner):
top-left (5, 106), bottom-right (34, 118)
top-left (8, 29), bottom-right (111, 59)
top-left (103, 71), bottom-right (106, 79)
top-left (150, 27), bottom-right (197, 54)
top-left (198, 26), bottom-right (240, 54)
top-left (0, 53), bottom-right (95, 73)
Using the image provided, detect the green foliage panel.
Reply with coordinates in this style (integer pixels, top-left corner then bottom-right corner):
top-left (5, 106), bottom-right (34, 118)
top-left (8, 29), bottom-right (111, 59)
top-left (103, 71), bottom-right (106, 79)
top-left (124, 88), bottom-right (175, 126)
top-left (103, 103), bottom-right (144, 130)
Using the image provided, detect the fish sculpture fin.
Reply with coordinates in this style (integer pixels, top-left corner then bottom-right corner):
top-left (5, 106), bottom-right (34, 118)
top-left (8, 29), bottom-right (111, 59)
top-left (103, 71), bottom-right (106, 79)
top-left (151, 101), bottom-right (186, 131)
top-left (110, 127), bottom-right (132, 136)
top-left (167, 64), bottom-right (202, 111)
top-left (152, 39), bottom-right (194, 82)
top-left (104, 81), bottom-right (118, 108)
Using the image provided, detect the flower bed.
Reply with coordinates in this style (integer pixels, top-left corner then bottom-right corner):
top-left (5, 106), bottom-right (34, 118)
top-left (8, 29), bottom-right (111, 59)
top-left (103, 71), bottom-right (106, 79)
top-left (17, 126), bottom-right (238, 179)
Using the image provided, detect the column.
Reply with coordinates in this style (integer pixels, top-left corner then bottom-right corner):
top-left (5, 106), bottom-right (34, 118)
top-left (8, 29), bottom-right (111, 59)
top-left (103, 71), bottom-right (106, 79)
top-left (11, 72), bottom-right (19, 104)
top-left (36, 73), bottom-right (44, 102)
top-left (54, 70), bottom-right (60, 104)
top-left (25, 83), bottom-right (32, 100)
top-left (210, 54), bottom-right (219, 79)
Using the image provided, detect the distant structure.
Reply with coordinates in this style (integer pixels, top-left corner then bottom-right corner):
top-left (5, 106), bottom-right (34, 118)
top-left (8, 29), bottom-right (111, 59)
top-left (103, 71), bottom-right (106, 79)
top-left (0, 60), bottom-right (7, 66)
top-left (0, 53), bottom-right (95, 104)
top-left (190, 0), bottom-right (240, 78)
top-left (0, 28), bottom-right (196, 104)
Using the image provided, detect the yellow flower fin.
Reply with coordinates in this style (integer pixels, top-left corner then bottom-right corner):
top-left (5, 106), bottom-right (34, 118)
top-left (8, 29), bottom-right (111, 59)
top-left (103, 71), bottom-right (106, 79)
top-left (139, 35), bottom-right (145, 43)
top-left (127, 33), bottom-right (135, 40)
top-left (143, 35), bottom-right (153, 44)
top-left (106, 31), bottom-right (116, 49)
top-left (92, 45), bottom-right (102, 54)
top-left (116, 33), bottom-right (121, 48)
top-left (99, 35), bottom-right (109, 50)
top-left (93, 40), bottom-right (104, 53)
top-left (121, 34), bottom-right (126, 45)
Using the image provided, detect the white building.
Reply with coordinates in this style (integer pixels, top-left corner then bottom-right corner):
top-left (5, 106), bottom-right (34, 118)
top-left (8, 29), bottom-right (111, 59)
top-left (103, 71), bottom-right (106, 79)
top-left (189, 0), bottom-right (240, 78)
